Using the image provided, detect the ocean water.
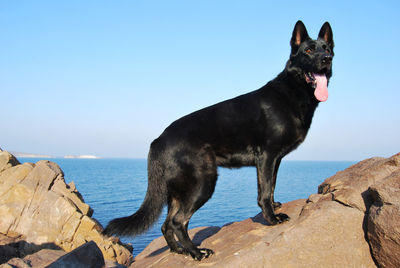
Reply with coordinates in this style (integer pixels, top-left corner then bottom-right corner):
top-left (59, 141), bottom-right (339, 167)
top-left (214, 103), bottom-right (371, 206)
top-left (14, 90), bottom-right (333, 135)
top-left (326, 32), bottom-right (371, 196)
top-left (20, 158), bottom-right (354, 256)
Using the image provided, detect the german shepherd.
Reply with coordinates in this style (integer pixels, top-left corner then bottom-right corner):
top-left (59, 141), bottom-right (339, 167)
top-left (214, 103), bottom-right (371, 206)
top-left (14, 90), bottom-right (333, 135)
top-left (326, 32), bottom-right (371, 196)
top-left (104, 20), bottom-right (334, 260)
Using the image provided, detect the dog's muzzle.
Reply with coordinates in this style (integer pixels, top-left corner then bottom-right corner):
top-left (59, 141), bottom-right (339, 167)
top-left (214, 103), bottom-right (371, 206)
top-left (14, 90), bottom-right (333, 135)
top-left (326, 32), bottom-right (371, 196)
top-left (322, 55), bottom-right (332, 65)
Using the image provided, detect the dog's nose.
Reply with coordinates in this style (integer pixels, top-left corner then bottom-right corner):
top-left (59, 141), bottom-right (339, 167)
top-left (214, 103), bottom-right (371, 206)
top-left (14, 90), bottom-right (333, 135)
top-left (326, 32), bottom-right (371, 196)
top-left (322, 55), bottom-right (332, 64)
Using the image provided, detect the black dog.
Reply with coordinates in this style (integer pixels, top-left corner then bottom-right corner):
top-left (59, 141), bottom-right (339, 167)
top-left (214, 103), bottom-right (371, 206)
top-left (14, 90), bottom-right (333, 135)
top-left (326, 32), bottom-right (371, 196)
top-left (104, 20), bottom-right (334, 260)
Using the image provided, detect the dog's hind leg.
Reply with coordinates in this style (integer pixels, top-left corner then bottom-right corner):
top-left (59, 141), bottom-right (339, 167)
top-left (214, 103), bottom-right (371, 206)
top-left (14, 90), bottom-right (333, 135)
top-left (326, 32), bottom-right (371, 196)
top-left (161, 198), bottom-right (182, 254)
top-left (162, 147), bottom-right (217, 260)
top-left (165, 202), bottom-right (214, 260)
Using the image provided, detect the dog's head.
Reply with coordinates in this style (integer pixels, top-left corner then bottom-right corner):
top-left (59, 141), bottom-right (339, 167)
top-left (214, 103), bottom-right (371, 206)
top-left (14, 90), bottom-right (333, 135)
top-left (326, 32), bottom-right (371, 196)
top-left (286, 21), bottom-right (334, 102)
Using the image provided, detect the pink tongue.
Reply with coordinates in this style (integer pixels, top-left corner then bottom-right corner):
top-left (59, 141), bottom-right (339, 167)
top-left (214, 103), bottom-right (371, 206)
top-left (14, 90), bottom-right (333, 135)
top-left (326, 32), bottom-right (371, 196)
top-left (313, 74), bottom-right (328, 102)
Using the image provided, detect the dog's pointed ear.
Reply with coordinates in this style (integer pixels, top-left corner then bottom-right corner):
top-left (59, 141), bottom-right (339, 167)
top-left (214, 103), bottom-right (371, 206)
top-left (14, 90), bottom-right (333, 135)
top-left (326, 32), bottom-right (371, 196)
top-left (290, 20), bottom-right (310, 55)
top-left (318, 22), bottom-right (334, 49)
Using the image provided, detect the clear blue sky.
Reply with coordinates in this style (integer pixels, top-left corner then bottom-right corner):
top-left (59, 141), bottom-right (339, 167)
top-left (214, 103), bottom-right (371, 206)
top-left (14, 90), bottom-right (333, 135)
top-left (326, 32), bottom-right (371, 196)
top-left (1, 1), bottom-right (399, 160)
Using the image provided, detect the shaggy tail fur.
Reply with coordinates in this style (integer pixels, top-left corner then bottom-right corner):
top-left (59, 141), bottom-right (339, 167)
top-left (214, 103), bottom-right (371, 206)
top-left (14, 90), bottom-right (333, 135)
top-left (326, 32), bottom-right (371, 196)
top-left (103, 147), bottom-right (166, 236)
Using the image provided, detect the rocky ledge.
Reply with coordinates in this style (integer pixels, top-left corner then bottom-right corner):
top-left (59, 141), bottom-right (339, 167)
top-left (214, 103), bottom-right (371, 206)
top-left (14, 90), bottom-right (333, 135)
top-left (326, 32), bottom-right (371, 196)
top-left (1, 149), bottom-right (399, 268)
top-left (133, 153), bottom-right (400, 268)
top-left (0, 149), bottom-right (133, 267)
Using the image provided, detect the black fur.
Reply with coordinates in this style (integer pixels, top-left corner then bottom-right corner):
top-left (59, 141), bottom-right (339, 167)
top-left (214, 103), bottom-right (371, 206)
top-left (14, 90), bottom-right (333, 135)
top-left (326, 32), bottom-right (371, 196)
top-left (104, 20), bottom-right (334, 260)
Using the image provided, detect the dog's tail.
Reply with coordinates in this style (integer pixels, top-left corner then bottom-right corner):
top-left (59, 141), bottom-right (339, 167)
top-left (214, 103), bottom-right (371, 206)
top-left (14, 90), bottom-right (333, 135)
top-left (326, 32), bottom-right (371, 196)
top-left (103, 142), bottom-right (167, 236)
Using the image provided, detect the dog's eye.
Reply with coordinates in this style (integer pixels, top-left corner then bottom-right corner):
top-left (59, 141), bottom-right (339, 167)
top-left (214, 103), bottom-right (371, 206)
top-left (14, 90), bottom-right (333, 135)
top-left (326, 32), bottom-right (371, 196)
top-left (305, 48), bottom-right (313, 54)
top-left (323, 45), bottom-right (331, 54)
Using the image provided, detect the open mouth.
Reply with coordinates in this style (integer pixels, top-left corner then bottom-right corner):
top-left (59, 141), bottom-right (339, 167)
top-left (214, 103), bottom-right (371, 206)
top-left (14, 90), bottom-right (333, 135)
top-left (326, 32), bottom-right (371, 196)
top-left (305, 72), bottom-right (329, 102)
top-left (305, 72), bottom-right (316, 85)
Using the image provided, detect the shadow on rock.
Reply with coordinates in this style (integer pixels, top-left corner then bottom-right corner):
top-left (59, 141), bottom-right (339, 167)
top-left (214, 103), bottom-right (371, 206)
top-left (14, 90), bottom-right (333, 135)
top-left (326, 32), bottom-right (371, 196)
top-left (0, 238), bottom-right (61, 264)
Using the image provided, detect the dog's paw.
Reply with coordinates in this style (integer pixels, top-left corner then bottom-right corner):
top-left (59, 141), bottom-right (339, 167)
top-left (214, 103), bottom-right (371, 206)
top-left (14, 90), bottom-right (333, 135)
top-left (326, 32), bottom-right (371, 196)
top-left (192, 248), bottom-right (214, 261)
top-left (263, 213), bottom-right (290, 225)
top-left (275, 213), bottom-right (290, 223)
top-left (171, 246), bottom-right (214, 260)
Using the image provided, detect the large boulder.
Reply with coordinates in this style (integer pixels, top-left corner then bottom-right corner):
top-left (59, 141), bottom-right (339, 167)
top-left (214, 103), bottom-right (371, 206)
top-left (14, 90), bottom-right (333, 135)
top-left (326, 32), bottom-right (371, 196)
top-left (47, 241), bottom-right (105, 268)
top-left (318, 153), bottom-right (400, 267)
top-left (0, 150), bottom-right (133, 266)
top-left (367, 169), bottom-right (400, 267)
top-left (132, 153), bottom-right (400, 268)
top-left (318, 153), bottom-right (400, 212)
top-left (133, 199), bottom-right (375, 267)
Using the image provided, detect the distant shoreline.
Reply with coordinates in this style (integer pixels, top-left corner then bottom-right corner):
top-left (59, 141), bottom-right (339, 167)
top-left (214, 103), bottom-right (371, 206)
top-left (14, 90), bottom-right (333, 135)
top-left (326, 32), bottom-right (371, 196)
top-left (11, 152), bottom-right (56, 158)
top-left (11, 152), bottom-right (101, 159)
top-left (64, 155), bottom-right (101, 159)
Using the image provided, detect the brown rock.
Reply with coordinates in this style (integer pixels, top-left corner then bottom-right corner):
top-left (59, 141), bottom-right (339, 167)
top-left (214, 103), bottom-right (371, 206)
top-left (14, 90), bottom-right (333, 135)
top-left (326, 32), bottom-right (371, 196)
top-left (0, 151), bottom-right (133, 266)
top-left (133, 153), bottom-right (400, 267)
top-left (318, 153), bottom-right (400, 212)
top-left (0, 150), bottom-right (20, 174)
top-left (0, 258), bottom-right (31, 268)
top-left (133, 199), bottom-right (375, 267)
top-left (367, 169), bottom-right (400, 268)
top-left (23, 249), bottom-right (66, 267)
top-left (47, 241), bottom-right (105, 268)
top-left (3, 149), bottom-right (398, 267)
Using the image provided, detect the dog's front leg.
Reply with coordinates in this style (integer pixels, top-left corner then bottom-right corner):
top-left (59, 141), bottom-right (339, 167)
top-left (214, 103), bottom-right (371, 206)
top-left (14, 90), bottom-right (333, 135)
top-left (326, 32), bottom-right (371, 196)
top-left (256, 153), bottom-right (289, 225)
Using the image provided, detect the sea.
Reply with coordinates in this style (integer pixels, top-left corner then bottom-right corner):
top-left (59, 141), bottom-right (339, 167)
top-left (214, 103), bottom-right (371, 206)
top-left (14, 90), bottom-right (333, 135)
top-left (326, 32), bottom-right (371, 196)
top-left (20, 158), bottom-right (354, 257)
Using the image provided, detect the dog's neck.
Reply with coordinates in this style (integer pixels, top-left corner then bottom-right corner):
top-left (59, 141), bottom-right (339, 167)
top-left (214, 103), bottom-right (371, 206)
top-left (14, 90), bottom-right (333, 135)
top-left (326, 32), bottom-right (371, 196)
top-left (273, 70), bottom-right (320, 129)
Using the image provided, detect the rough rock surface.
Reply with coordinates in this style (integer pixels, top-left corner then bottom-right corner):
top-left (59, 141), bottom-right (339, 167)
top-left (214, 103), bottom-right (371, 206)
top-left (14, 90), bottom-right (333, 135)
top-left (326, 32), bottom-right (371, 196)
top-left (132, 153), bottom-right (400, 268)
top-left (2, 148), bottom-right (399, 267)
top-left (0, 233), bottom-right (65, 267)
top-left (0, 150), bottom-right (133, 267)
top-left (0, 235), bottom-right (122, 268)
top-left (367, 169), bottom-right (400, 267)
top-left (47, 241), bottom-right (105, 268)
top-left (318, 153), bottom-right (400, 212)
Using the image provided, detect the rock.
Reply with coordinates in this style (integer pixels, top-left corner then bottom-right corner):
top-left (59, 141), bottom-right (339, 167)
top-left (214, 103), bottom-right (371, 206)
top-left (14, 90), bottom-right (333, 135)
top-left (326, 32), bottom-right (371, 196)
top-left (0, 150), bottom-right (20, 173)
top-left (0, 232), bottom-right (67, 267)
top-left (133, 199), bottom-right (375, 267)
top-left (367, 169), bottom-right (400, 268)
top-left (2, 148), bottom-right (398, 267)
top-left (0, 242), bottom-right (105, 268)
top-left (47, 241), bottom-right (105, 268)
top-left (0, 151), bottom-right (133, 266)
top-left (24, 249), bottom-right (66, 267)
top-left (0, 258), bottom-right (31, 268)
top-left (132, 153), bottom-right (400, 268)
top-left (0, 238), bottom-right (18, 263)
top-left (318, 153), bottom-right (400, 212)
